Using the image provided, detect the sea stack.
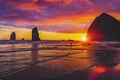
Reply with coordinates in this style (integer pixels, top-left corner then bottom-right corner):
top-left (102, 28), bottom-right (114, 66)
top-left (10, 32), bottom-right (16, 40)
top-left (87, 13), bottom-right (120, 41)
top-left (32, 27), bottom-right (40, 41)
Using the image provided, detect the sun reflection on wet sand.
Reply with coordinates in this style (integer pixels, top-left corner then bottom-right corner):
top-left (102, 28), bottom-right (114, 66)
top-left (1, 41), bottom-right (120, 80)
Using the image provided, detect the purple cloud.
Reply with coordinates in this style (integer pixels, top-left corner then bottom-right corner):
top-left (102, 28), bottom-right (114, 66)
top-left (0, 0), bottom-right (120, 33)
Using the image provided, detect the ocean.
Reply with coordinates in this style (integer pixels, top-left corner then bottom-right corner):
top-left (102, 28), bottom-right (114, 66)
top-left (0, 40), bottom-right (120, 80)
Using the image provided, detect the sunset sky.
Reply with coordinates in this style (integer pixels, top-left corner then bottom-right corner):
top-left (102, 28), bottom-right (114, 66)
top-left (0, 0), bottom-right (120, 40)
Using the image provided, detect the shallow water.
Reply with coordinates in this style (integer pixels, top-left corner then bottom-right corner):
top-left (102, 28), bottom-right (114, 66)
top-left (0, 40), bottom-right (120, 79)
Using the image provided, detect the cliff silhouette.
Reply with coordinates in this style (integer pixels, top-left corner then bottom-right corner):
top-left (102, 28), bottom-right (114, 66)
top-left (87, 13), bottom-right (120, 41)
top-left (32, 27), bottom-right (40, 41)
top-left (10, 32), bottom-right (16, 40)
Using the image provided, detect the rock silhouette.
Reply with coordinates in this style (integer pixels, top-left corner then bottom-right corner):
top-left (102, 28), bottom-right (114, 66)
top-left (32, 27), bottom-right (40, 41)
top-left (87, 13), bottom-right (120, 41)
top-left (22, 38), bottom-right (24, 40)
top-left (10, 32), bottom-right (16, 40)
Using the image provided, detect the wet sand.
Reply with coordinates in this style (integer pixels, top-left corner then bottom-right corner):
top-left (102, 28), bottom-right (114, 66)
top-left (1, 41), bottom-right (120, 80)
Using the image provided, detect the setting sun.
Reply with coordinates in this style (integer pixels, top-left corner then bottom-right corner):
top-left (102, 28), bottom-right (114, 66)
top-left (81, 34), bottom-right (87, 42)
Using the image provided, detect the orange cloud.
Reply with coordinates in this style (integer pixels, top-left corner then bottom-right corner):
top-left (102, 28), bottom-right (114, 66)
top-left (35, 13), bottom-right (97, 26)
top-left (32, 14), bottom-right (95, 33)
top-left (108, 12), bottom-right (120, 20)
top-left (14, 19), bottom-right (30, 25)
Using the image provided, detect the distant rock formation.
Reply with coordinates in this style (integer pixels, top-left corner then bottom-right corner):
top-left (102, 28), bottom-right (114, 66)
top-left (87, 13), bottom-right (120, 41)
top-left (32, 27), bottom-right (40, 41)
top-left (10, 32), bottom-right (16, 40)
top-left (22, 38), bottom-right (24, 40)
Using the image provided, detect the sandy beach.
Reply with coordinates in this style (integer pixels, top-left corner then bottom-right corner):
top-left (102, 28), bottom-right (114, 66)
top-left (0, 41), bottom-right (120, 80)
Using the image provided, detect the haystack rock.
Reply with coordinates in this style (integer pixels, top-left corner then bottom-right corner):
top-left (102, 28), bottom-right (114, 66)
top-left (87, 13), bottom-right (120, 41)
top-left (10, 32), bottom-right (16, 40)
top-left (32, 27), bottom-right (40, 41)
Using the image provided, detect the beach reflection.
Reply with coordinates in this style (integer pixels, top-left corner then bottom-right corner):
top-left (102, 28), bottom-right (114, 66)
top-left (91, 49), bottom-right (119, 67)
top-left (88, 49), bottom-right (120, 80)
top-left (31, 43), bottom-right (38, 64)
top-left (1, 41), bottom-right (120, 80)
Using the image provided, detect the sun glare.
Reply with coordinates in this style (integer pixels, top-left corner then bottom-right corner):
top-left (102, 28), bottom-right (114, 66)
top-left (81, 35), bottom-right (87, 42)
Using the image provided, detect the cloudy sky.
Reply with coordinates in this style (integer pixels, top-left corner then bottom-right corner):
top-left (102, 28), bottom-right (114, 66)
top-left (0, 0), bottom-right (120, 40)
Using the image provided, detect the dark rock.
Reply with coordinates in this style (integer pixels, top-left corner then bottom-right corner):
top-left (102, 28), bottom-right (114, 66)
top-left (87, 13), bottom-right (120, 41)
top-left (10, 32), bottom-right (16, 40)
top-left (22, 38), bottom-right (24, 40)
top-left (32, 27), bottom-right (40, 41)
